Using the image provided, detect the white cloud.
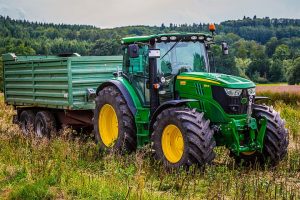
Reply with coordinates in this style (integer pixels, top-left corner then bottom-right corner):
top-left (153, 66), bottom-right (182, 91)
top-left (0, 4), bottom-right (27, 19)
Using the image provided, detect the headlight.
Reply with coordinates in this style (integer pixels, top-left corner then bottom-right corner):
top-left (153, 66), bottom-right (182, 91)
top-left (247, 88), bottom-right (256, 96)
top-left (224, 88), bottom-right (242, 96)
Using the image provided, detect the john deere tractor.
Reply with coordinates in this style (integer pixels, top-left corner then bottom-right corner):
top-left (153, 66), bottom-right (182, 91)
top-left (94, 30), bottom-right (288, 168)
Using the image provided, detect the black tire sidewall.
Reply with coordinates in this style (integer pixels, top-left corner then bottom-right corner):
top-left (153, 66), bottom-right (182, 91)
top-left (233, 104), bottom-right (289, 166)
top-left (19, 110), bottom-right (35, 134)
top-left (151, 108), bottom-right (216, 168)
top-left (94, 86), bottom-right (136, 153)
top-left (34, 111), bottom-right (56, 138)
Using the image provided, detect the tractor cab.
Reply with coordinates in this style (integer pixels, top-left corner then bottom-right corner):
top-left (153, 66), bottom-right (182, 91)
top-left (121, 33), bottom-right (213, 107)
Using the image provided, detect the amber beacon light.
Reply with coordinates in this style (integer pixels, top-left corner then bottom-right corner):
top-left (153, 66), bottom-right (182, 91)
top-left (209, 23), bottom-right (216, 34)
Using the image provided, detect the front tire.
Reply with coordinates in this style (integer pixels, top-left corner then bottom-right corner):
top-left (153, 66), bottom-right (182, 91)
top-left (234, 104), bottom-right (289, 166)
top-left (94, 86), bottom-right (137, 153)
top-left (151, 107), bottom-right (216, 169)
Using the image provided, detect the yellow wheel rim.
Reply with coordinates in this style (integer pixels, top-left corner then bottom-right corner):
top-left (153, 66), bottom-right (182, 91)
top-left (161, 124), bottom-right (184, 163)
top-left (98, 104), bottom-right (119, 147)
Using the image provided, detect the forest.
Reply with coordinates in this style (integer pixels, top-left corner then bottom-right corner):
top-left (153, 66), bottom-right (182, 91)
top-left (1, 15), bottom-right (300, 87)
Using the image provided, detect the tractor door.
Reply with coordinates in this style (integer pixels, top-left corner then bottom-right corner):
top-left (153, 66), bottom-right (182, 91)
top-left (123, 44), bottom-right (150, 106)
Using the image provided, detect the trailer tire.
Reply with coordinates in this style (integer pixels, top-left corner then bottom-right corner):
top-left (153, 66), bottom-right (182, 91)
top-left (34, 111), bottom-right (57, 138)
top-left (151, 107), bottom-right (216, 169)
top-left (19, 110), bottom-right (35, 135)
top-left (94, 86), bottom-right (137, 153)
top-left (233, 104), bottom-right (289, 166)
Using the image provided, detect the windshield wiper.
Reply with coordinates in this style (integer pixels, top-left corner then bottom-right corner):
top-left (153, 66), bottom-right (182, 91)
top-left (160, 39), bottom-right (182, 60)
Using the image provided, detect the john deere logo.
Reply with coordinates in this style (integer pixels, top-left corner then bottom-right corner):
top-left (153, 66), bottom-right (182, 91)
top-left (241, 98), bottom-right (248, 104)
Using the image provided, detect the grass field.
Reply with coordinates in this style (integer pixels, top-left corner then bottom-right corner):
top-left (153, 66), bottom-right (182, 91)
top-left (256, 84), bottom-right (300, 105)
top-left (257, 85), bottom-right (300, 93)
top-left (0, 92), bottom-right (300, 199)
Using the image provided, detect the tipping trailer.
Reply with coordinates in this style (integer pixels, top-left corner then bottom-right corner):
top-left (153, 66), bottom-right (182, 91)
top-left (2, 53), bottom-right (122, 136)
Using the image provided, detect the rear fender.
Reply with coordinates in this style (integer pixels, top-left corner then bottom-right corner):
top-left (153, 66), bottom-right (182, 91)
top-left (96, 80), bottom-right (137, 115)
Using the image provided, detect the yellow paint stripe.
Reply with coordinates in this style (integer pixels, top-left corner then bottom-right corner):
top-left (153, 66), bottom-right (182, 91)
top-left (177, 76), bottom-right (220, 85)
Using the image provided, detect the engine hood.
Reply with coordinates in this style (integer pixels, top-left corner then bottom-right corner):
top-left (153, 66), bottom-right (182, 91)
top-left (177, 72), bottom-right (255, 89)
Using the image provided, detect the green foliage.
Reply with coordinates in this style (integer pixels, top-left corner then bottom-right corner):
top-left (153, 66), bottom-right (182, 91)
top-left (250, 71), bottom-right (268, 83)
top-left (286, 57), bottom-right (300, 84)
top-left (9, 178), bottom-right (54, 200)
top-left (273, 44), bottom-right (290, 60)
top-left (275, 101), bottom-right (300, 137)
top-left (265, 37), bottom-right (281, 57)
top-left (211, 45), bottom-right (239, 75)
top-left (235, 58), bottom-right (251, 78)
top-left (246, 58), bottom-right (270, 80)
top-left (0, 58), bottom-right (2, 91)
top-left (90, 38), bottom-right (122, 56)
top-left (269, 59), bottom-right (284, 82)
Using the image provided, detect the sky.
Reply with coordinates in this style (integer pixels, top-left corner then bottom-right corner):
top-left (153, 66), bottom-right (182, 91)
top-left (0, 0), bottom-right (300, 28)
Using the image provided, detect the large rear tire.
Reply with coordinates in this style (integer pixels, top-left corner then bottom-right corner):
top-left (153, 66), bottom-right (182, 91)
top-left (94, 86), bottom-right (137, 153)
top-left (233, 104), bottom-right (289, 166)
top-left (151, 107), bottom-right (216, 169)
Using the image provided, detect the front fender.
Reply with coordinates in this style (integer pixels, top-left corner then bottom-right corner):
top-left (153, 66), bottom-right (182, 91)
top-left (149, 99), bottom-right (198, 132)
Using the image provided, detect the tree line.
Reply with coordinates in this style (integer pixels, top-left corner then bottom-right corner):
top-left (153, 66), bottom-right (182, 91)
top-left (1, 15), bottom-right (300, 87)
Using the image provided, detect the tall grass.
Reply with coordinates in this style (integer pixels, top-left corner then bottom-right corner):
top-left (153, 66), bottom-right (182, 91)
top-left (0, 94), bottom-right (300, 199)
top-left (275, 102), bottom-right (300, 138)
top-left (257, 91), bottom-right (300, 105)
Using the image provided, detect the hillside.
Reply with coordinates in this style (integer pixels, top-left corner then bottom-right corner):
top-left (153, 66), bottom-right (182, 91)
top-left (1, 15), bottom-right (300, 86)
top-left (1, 16), bottom-right (300, 56)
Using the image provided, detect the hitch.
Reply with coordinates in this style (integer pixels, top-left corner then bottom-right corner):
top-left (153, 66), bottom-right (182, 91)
top-left (229, 117), bottom-right (267, 155)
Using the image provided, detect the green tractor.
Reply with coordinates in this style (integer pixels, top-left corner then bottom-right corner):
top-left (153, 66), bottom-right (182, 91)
top-left (94, 30), bottom-right (288, 168)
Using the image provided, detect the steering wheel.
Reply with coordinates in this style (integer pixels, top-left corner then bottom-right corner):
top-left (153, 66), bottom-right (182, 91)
top-left (172, 63), bottom-right (192, 74)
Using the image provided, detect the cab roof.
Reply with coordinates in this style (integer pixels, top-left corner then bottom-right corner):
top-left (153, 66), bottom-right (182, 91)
top-left (122, 33), bottom-right (213, 44)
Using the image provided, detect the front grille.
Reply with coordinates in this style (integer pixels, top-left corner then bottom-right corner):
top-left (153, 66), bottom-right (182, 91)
top-left (211, 86), bottom-right (253, 115)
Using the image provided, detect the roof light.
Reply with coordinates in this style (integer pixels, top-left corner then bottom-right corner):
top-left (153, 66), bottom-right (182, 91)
top-left (161, 36), bottom-right (168, 41)
top-left (191, 36), bottom-right (197, 40)
top-left (170, 36), bottom-right (177, 40)
top-left (198, 36), bottom-right (205, 40)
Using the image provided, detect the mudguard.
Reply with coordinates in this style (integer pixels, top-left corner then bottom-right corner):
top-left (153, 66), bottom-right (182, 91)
top-left (149, 99), bottom-right (198, 132)
top-left (96, 80), bottom-right (137, 115)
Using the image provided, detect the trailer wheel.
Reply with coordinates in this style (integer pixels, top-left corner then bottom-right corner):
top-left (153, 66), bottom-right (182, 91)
top-left (19, 110), bottom-right (35, 135)
top-left (34, 111), bottom-right (57, 138)
top-left (151, 107), bottom-right (216, 169)
top-left (233, 104), bottom-right (289, 166)
top-left (94, 86), bottom-right (137, 153)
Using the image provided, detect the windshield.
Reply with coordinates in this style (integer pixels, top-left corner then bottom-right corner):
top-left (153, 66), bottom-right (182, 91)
top-left (156, 41), bottom-right (208, 76)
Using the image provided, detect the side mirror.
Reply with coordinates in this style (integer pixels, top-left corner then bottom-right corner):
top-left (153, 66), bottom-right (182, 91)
top-left (128, 44), bottom-right (139, 58)
top-left (221, 42), bottom-right (229, 55)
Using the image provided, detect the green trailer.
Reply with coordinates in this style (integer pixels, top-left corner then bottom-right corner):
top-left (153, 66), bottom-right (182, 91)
top-left (2, 53), bottom-right (122, 135)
